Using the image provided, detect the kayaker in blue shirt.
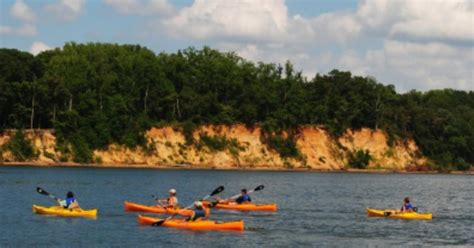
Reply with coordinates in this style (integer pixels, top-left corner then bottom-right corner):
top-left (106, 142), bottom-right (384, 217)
top-left (58, 191), bottom-right (80, 209)
top-left (235, 189), bottom-right (251, 204)
top-left (187, 201), bottom-right (209, 222)
top-left (401, 197), bottom-right (414, 212)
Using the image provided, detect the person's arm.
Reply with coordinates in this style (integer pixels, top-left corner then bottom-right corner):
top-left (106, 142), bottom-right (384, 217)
top-left (235, 196), bottom-right (243, 204)
top-left (157, 199), bottom-right (168, 206)
top-left (204, 207), bottom-right (210, 220)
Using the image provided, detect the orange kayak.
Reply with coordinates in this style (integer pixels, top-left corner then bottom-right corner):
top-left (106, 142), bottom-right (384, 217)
top-left (137, 215), bottom-right (244, 231)
top-left (124, 201), bottom-right (193, 217)
top-left (203, 201), bottom-right (277, 212)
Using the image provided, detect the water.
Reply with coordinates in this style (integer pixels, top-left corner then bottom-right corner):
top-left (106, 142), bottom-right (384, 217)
top-left (0, 166), bottom-right (472, 247)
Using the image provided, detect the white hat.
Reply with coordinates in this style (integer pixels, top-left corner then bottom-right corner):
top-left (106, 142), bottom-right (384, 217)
top-left (169, 189), bottom-right (176, 194)
top-left (194, 201), bottom-right (203, 207)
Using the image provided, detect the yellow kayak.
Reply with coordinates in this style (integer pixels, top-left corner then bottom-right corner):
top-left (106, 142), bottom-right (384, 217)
top-left (367, 208), bottom-right (432, 220)
top-left (32, 205), bottom-right (98, 218)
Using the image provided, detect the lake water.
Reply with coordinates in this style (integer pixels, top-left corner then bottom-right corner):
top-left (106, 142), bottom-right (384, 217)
top-left (0, 166), bottom-right (472, 247)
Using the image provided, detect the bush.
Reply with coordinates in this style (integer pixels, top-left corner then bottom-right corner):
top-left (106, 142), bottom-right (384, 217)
top-left (181, 121), bottom-right (196, 145)
top-left (455, 158), bottom-right (471, 171)
top-left (5, 130), bottom-right (38, 161)
top-left (70, 135), bottom-right (93, 163)
top-left (198, 134), bottom-right (245, 154)
top-left (347, 149), bottom-right (372, 169)
top-left (264, 135), bottom-right (301, 158)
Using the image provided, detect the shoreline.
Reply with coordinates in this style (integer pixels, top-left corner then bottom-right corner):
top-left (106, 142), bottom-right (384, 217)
top-left (1, 162), bottom-right (472, 175)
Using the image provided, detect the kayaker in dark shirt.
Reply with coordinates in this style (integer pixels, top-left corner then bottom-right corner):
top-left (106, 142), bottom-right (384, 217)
top-left (58, 191), bottom-right (80, 209)
top-left (187, 201), bottom-right (209, 222)
top-left (400, 197), bottom-right (414, 212)
top-left (235, 189), bottom-right (251, 204)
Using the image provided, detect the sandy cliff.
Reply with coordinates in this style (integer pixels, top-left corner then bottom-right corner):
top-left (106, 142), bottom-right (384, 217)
top-left (0, 125), bottom-right (425, 170)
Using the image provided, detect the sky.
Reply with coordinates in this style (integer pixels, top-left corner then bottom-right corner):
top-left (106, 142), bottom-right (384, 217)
top-left (1, 0), bottom-right (473, 92)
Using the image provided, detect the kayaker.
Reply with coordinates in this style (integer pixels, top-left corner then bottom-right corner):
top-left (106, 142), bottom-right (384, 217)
top-left (186, 201), bottom-right (209, 222)
top-left (58, 191), bottom-right (80, 209)
top-left (400, 197), bottom-right (414, 212)
top-left (235, 188), bottom-right (252, 204)
top-left (158, 189), bottom-right (179, 209)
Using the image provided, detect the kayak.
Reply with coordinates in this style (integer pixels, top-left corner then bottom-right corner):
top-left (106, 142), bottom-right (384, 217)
top-left (202, 201), bottom-right (277, 212)
top-left (124, 201), bottom-right (193, 216)
top-left (366, 208), bottom-right (432, 220)
top-left (137, 215), bottom-right (244, 231)
top-left (32, 205), bottom-right (97, 218)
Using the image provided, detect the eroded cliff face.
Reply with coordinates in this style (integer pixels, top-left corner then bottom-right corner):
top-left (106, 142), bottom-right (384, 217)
top-left (0, 125), bottom-right (425, 170)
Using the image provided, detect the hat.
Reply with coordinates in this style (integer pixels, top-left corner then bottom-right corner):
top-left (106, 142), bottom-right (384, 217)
top-left (169, 189), bottom-right (176, 194)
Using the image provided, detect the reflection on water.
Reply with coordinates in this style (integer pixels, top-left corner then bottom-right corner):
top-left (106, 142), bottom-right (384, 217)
top-left (0, 166), bottom-right (472, 247)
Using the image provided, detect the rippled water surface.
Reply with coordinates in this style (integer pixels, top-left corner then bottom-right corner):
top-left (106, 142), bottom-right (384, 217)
top-left (0, 166), bottom-right (472, 247)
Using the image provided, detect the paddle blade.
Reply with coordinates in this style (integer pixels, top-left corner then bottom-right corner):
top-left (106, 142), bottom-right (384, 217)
top-left (36, 187), bottom-right (49, 196)
top-left (254, 185), bottom-right (265, 192)
top-left (210, 186), bottom-right (225, 197)
top-left (152, 220), bottom-right (166, 226)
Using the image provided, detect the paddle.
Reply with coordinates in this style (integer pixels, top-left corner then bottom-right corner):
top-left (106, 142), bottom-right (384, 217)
top-left (152, 185), bottom-right (224, 226)
top-left (36, 187), bottom-right (60, 202)
top-left (230, 185), bottom-right (264, 200)
top-left (151, 194), bottom-right (167, 208)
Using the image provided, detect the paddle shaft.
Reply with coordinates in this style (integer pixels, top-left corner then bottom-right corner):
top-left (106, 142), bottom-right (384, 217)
top-left (226, 185), bottom-right (264, 201)
top-left (151, 195), bottom-right (167, 208)
top-left (37, 187), bottom-right (60, 202)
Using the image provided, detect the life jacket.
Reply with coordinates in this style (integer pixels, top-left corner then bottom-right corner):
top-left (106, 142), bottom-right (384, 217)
top-left (188, 207), bottom-right (206, 222)
top-left (236, 194), bottom-right (251, 204)
top-left (64, 197), bottom-right (75, 208)
top-left (401, 202), bottom-right (413, 211)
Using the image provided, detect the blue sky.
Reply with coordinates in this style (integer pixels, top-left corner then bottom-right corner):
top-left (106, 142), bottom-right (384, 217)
top-left (1, 0), bottom-right (472, 92)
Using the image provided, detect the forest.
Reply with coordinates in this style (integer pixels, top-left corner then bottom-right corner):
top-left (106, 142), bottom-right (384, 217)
top-left (0, 43), bottom-right (473, 170)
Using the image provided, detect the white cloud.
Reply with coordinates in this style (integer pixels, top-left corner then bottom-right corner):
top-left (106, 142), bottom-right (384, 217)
top-left (104, 0), bottom-right (175, 15)
top-left (30, 41), bottom-right (52, 55)
top-left (45, 0), bottom-right (85, 21)
top-left (0, 24), bottom-right (37, 36)
top-left (164, 0), bottom-right (472, 91)
top-left (10, 0), bottom-right (36, 22)
top-left (165, 0), bottom-right (289, 41)
top-left (356, 0), bottom-right (474, 44)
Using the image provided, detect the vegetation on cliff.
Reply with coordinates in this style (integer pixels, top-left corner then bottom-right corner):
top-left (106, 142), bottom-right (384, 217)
top-left (2, 130), bottom-right (38, 161)
top-left (0, 43), bottom-right (472, 170)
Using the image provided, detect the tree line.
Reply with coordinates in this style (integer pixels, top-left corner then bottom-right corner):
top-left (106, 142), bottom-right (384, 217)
top-left (0, 43), bottom-right (472, 170)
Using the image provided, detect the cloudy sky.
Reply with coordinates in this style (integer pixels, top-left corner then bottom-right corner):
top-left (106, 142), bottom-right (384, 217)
top-left (1, 0), bottom-right (473, 92)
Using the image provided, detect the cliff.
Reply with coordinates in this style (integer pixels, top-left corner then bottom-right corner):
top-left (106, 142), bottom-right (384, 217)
top-left (0, 125), bottom-right (426, 170)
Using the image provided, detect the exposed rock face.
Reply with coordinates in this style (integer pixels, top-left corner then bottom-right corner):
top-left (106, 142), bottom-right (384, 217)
top-left (0, 125), bottom-right (425, 170)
